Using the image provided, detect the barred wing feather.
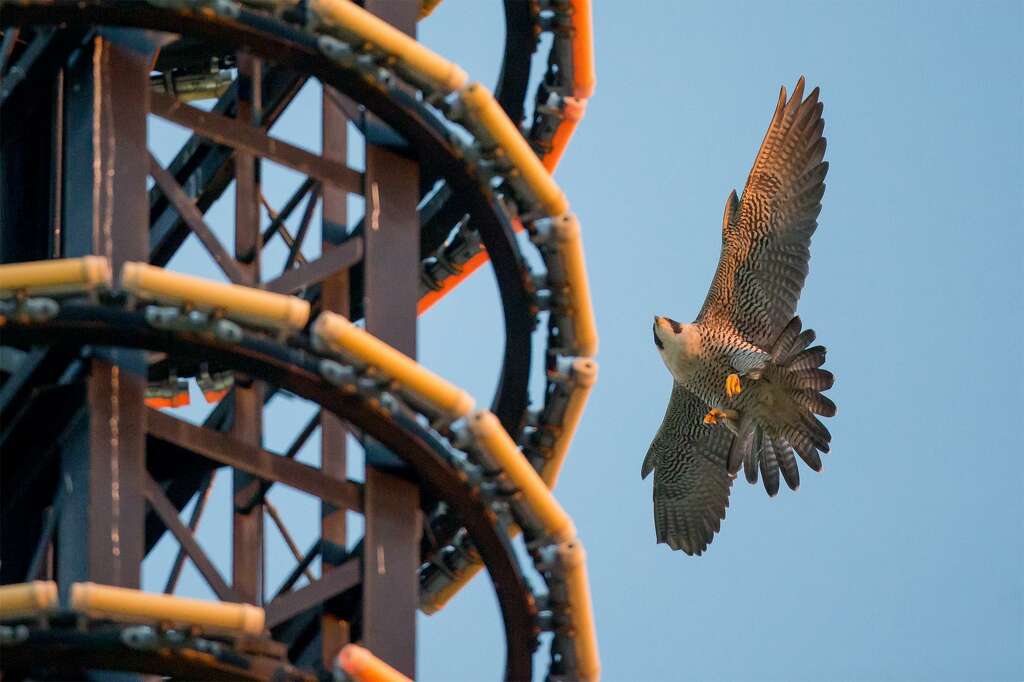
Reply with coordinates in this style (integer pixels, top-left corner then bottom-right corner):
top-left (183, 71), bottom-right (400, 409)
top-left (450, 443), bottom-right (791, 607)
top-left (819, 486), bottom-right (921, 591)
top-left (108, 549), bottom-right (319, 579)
top-left (642, 382), bottom-right (734, 555)
top-left (698, 76), bottom-right (829, 349)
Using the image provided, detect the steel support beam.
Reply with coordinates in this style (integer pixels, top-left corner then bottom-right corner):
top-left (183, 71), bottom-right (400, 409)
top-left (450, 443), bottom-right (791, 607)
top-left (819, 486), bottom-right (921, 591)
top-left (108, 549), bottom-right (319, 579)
top-left (274, 540), bottom-right (321, 600)
top-left (265, 233), bottom-right (362, 295)
top-left (359, 4), bottom-right (422, 676)
top-left (320, 85), bottom-right (352, 666)
top-left (265, 558), bottom-right (360, 629)
top-left (147, 151), bottom-right (247, 284)
top-left (149, 89), bottom-right (362, 195)
top-left (143, 472), bottom-right (238, 602)
top-left (232, 51), bottom-right (265, 605)
top-left (148, 68), bottom-right (306, 267)
top-left (241, 410), bottom-right (322, 510)
top-left (164, 470), bottom-right (215, 594)
top-left (55, 33), bottom-right (152, 592)
top-left (147, 410), bottom-right (363, 519)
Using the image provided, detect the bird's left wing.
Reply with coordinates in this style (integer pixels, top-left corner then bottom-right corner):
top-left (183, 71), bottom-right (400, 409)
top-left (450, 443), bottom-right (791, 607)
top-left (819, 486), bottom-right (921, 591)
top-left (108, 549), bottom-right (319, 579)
top-left (697, 77), bottom-right (828, 348)
top-left (642, 382), bottom-right (734, 555)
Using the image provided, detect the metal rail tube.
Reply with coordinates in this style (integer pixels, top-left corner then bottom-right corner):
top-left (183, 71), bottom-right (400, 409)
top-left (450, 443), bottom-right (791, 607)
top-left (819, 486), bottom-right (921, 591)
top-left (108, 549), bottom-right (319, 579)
top-left (542, 358), bottom-right (598, 488)
top-left (542, 96), bottom-right (587, 172)
top-left (552, 214), bottom-right (598, 356)
top-left (569, 0), bottom-right (596, 99)
top-left (467, 411), bottom-right (576, 544)
top-left (70, 582), bottom-right (265, 635)
top-left (310, 0), bottom-right (467, 92)
top-left (121, 262), bottom-right (310, 331)
top-left (336, 643), bottom-right (412, 682)
top-left (0, 256), bottom-right (110, 298)
top-left (312, 311), bottom-right (474, 418)
top-left (460, 83), bottom-right (569, 216)
top-left (0, 580), bottom-right (58, 619)
top-left (559, 539), bottom-right (600, 681)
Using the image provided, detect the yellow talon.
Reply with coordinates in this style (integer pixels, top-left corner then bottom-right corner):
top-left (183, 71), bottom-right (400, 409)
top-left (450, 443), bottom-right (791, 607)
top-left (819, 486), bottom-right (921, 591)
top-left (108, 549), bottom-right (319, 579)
top-left (725, 373), bottom-right (742, 398)
top-left (703, 408), bottom-right (737, 425)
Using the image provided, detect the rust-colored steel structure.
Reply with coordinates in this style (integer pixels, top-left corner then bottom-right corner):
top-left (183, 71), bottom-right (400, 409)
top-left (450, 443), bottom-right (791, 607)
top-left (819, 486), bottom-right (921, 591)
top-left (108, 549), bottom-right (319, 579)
top-left (0, 1), bottom-right (598, 680)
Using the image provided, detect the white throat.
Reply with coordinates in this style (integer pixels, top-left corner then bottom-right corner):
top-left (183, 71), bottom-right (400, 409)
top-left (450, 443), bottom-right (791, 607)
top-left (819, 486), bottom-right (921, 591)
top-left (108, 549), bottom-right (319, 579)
top-left (655, 318), bottom-right (702, 380)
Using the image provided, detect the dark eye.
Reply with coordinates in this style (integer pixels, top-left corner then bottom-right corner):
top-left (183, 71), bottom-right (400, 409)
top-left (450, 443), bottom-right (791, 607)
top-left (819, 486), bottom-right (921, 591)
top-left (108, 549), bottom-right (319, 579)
top-left (653, 323), bottom-right (664, 349)
top-left (668, 318), bottom-right (683, 334)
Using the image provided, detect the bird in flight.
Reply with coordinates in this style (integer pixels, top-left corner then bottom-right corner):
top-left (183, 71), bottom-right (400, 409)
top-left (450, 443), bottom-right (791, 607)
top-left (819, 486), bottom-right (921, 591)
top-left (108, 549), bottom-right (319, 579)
top-left (643, 77), bottom-right (837, 555)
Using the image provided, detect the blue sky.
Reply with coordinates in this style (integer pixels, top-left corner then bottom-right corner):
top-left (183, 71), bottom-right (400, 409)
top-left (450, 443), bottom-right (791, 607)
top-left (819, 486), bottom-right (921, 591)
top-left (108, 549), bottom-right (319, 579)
top-left (145, 1), bottom-right (1023, 680)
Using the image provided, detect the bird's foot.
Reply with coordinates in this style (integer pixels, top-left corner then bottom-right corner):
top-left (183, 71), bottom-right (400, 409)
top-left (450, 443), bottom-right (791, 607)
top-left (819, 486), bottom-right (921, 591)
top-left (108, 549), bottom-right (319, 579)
top-left (725, 373), bottom-right (743, 398)
top-left (703, 408), bottom-right (739, 426)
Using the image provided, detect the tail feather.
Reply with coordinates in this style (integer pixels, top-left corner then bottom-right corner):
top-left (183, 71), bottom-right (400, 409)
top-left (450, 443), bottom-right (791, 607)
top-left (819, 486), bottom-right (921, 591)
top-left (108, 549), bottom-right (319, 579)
top-left (774, 434), bottom-right (801, 490)
top-left (789, 368), bottom-right (834, 391)
top-left (792, 389), bottom-right (837, 417)
top-left (741, 316), bottom-right (835, 495)
top-left (772, 317), bottom-right (803, 361)
top-left (789, 345), bottom-right (827, 371)
top-left (727, 415), bottom-right (756, 475)
top-left (799, 410), bottom-right (832, 452)
top-left (783, 424), bottom-right (823, 472)
top-left (759, 430), bottom-right (780, 496)
top-left (781, 329), bottom-right (817, 363)
top-left (743, 437), bottom-right (759, 484)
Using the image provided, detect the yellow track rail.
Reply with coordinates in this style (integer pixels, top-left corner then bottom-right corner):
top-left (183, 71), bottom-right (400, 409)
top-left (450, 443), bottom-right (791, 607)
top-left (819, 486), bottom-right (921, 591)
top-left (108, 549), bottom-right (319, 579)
top-left (122, 261), bottom-right (311, 332)
top-left (336, 644), bottom-right (412, 682)
top-left (71, 582), bottom-right (266, 635)
top-left (313, 311), bottom-right (475, 419)
top-left (311, 0), bottom-right (467, 93)
top-left (0, 256), bottom-right (110, 298)
top-left (0, 581), bottom-right (59, 620)
top-left (0, 581), bottom-right (264, 638)
top-left (307, 317), bottom-right (599, 679)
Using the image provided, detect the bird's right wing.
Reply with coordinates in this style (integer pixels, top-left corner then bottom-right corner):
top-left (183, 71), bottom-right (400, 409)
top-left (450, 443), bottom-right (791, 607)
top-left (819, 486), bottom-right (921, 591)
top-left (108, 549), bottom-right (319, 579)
top-left (697, 77), bottom-right (828, 349)
top-left (642, 382), bottom-right (735, 555)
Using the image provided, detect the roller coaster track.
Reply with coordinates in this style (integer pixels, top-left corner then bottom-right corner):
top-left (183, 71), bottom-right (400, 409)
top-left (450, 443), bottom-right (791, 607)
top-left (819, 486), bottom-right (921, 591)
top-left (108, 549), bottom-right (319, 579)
top-left (0, 0), bottom-right (597, 679)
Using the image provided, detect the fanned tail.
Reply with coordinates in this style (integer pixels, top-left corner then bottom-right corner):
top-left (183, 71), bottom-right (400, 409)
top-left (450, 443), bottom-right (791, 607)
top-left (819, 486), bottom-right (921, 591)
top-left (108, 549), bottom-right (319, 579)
top-left (730, 316), bottom-right (836, 494)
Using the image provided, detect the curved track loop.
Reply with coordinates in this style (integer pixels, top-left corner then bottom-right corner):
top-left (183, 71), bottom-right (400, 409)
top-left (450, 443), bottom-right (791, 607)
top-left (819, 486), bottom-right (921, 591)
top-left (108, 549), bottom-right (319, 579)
top-left (1, 1), bottom-right (598, 679)
top-left (3, 0), bottom-right (537, 433)
top-left (1, 303), bottom-right (537, 681)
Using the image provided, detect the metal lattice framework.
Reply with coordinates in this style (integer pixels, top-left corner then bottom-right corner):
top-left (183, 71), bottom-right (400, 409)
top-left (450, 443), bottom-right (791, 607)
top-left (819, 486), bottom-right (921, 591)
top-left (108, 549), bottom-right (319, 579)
top-left (0, 1), bottom-right (598, 680)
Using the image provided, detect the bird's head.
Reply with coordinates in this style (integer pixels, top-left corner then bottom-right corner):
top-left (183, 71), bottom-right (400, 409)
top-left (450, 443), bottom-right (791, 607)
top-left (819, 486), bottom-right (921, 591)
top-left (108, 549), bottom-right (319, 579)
top-left (653, 315), bottom-right (699, 364)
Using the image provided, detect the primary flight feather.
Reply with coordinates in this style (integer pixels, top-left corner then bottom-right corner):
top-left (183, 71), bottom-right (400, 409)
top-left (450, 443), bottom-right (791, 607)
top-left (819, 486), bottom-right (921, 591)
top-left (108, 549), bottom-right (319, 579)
top-left (645, 77), bottom-right (837, 555)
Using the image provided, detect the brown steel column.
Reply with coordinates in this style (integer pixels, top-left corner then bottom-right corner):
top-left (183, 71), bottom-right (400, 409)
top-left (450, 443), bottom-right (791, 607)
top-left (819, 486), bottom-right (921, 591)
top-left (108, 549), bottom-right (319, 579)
top-left (56, 34), bottom-right (151, 591)
top-left (231, 51), bottom-right (266, 605)
top-left (359, 2), bottom-right (422, 676)
top-left (320, 84), bottom-right (351, 665)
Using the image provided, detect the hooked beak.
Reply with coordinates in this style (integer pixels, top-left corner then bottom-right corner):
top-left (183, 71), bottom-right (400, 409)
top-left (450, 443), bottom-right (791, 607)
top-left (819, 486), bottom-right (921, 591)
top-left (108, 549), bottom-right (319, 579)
top-left (654, 315), bottom-right (683, 334)
top-left (652, 316), bottom-right (664, 349)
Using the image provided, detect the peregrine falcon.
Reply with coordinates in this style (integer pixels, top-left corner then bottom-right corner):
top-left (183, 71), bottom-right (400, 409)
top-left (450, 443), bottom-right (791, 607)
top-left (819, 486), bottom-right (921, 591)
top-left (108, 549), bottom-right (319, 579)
top-left (643, 77), bottom-right (837, 555)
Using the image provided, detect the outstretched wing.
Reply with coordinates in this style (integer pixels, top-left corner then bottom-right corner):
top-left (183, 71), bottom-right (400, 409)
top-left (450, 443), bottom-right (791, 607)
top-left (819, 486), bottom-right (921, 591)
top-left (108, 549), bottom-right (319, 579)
top-left (697, 76), bottom-right (828, 348)
top-left (642, 382), bottom-right (734, 555)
